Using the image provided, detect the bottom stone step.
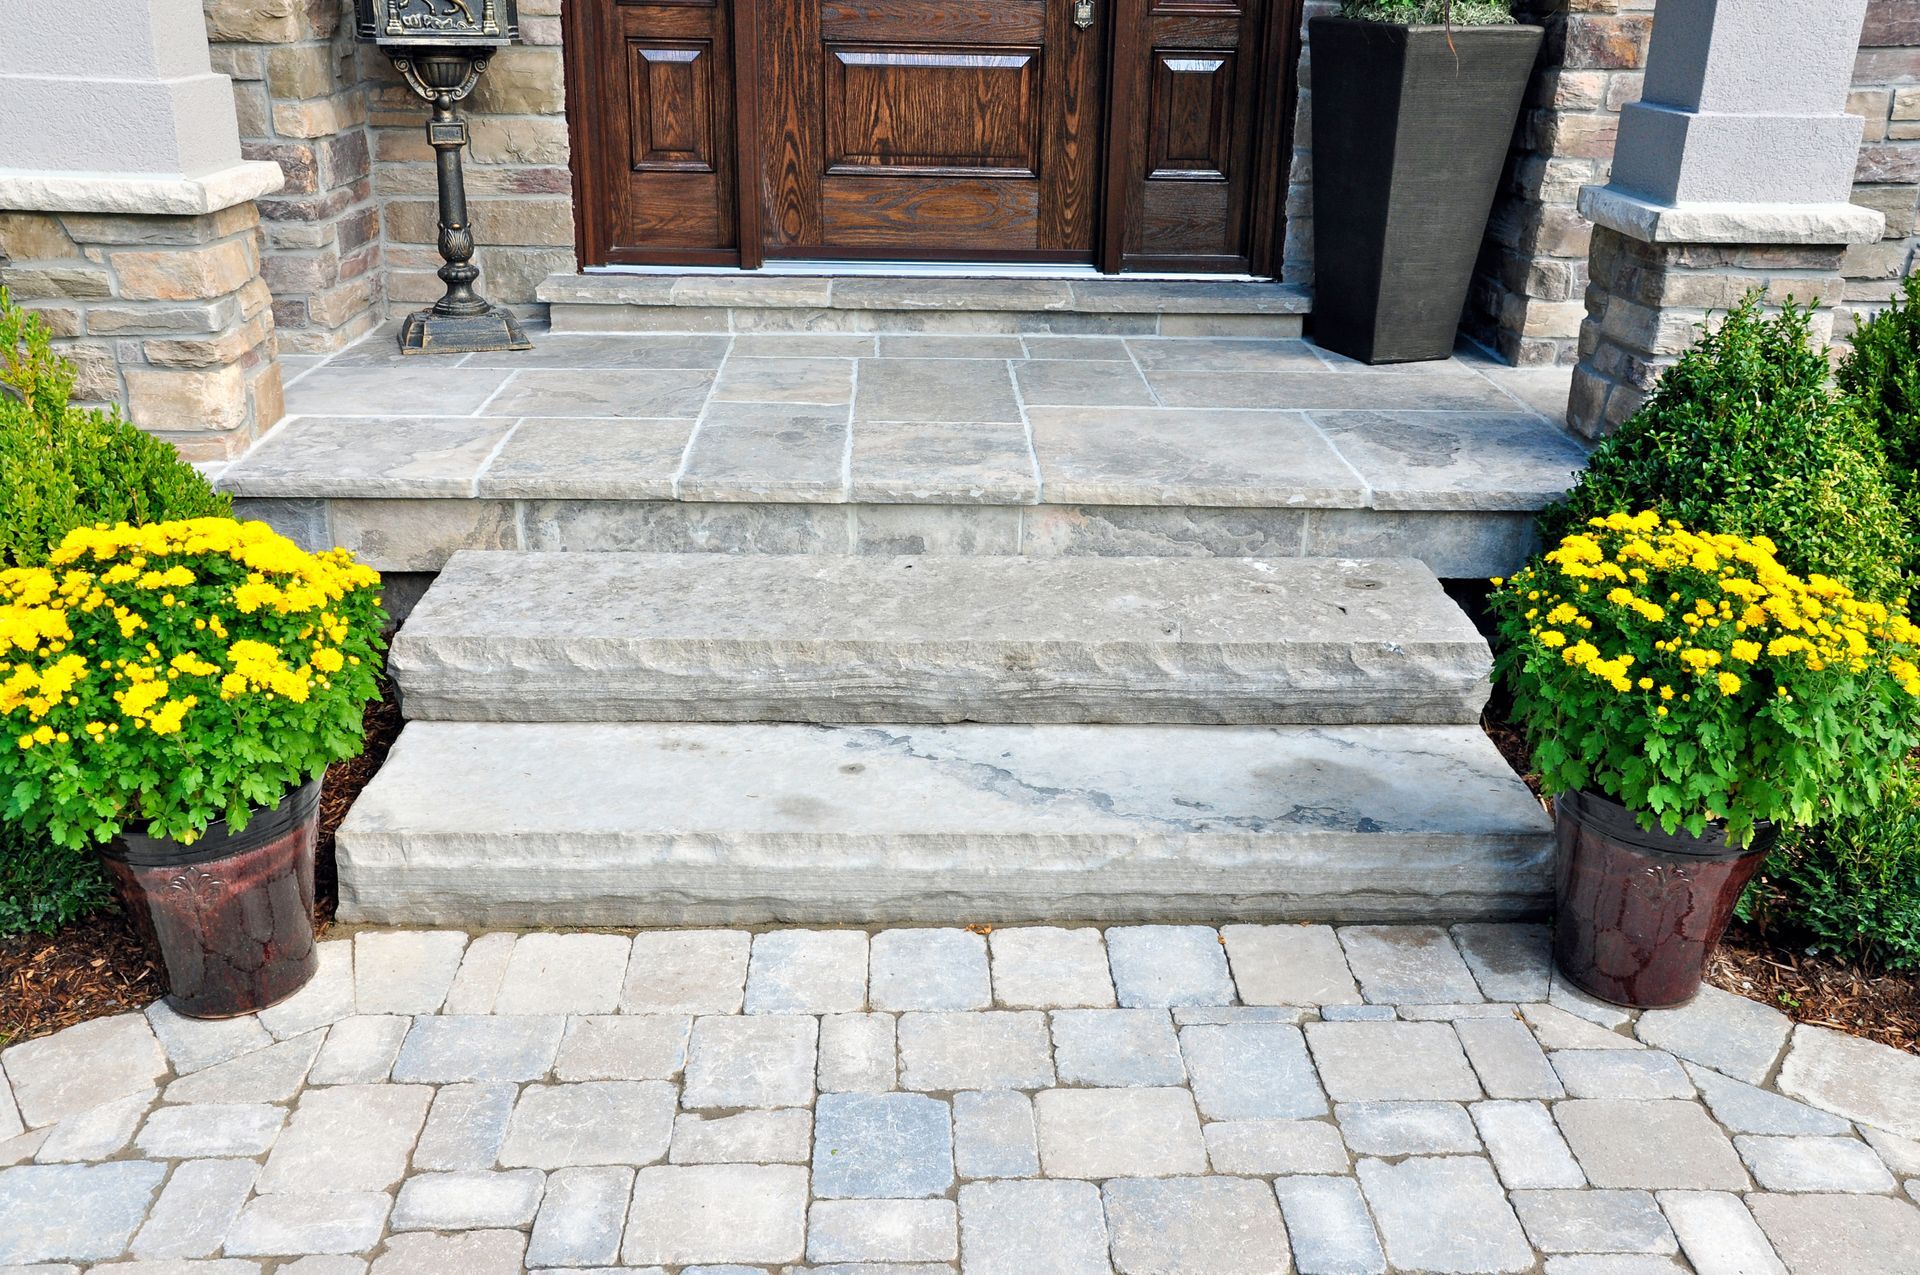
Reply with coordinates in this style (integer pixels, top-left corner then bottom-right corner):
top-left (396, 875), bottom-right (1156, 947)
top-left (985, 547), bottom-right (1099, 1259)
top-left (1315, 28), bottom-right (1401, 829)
top-left (336, 721), bottom-right (1554, 926)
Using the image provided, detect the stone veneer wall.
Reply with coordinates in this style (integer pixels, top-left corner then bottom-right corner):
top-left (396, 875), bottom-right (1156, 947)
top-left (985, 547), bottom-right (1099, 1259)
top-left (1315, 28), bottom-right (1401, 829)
top-left (1839, 1), bottom-right (1920, 337)
top-left (203, 0), bottom-right (384, 354)
top-left (0, 206), bottom-right (281, 462)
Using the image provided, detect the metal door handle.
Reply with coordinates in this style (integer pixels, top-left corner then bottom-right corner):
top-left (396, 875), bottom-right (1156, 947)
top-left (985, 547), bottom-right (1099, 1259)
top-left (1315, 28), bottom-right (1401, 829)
top-left (1074, 0), bottom-right (1094, 29)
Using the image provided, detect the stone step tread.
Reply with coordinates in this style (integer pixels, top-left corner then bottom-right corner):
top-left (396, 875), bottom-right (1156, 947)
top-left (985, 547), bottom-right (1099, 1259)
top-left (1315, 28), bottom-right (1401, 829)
top-left (536, 273), bottom-right (1314, 315)
top-left (335, 721), bottom-right (1555, 926)
top-left (392, 552), bottom-right (1493, 725)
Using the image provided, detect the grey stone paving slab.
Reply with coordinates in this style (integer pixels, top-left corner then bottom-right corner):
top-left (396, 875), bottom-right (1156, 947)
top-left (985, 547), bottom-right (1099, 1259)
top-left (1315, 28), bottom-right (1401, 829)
top-left (1451, 923), bottom-right (1554, 1001)
top-left (0, 1014), bottom-right (168, 1129)
top-left (1634, 985), bottom-right (1791, 1085)
top-left (0, 1161), bottom-right (166, 1263)
top-left (1521, 1003), bottom-right (1644, 1051)
top-left (958, 1179), bottom-right (1110, 1275)
top-left (952, 1090), bottom-right (1038, 1180)
top-left (1204, 1118), bottom-right (1349, 1174)
top-left (1455, 1015), bottom-right (1565, 1099)
top-left (391, 1170), bottom-right (545, 1230)
top-left (1549, 975), bottom-right (1636, 1029)
top-left (526, 1165), bottom-right (632, 1268)
top-left (1307, 1021), bottom-right (1481, 1101)
top-left (1274, 1173), bottom-right (1386, 1275)
top-left (1025, 335), bottom-right (1132, 359)
top-left (1310, 411), bottom-right (1586, 510)
top-left (744, 931), bottom-right (869, 1015)
top-left (256, 1085), bottom-right (431, 1194)
top-left (1183, 1023), bottom-right (1327, 1118)
top-left (679, 404), bottom-right (851, 502)
top-left (370, 1229), bottom-right (526, 1275)
top-left (1221, 924), bottom-right (1361, 1006)
top-left (807, 1198), bottom-right (958, 1263)
top-left (1552, 1050), bottom-right (1695, 1099)
top-left (133, 1102), bottom-right (283, 1159)
top-left (282, 367), bottom-right (511, 417)
top-left (735, 332), bottom-right (876, 356)
top-left (0, 1125), bottom-right (50, 1168)
top-left (442, 932), bottom-right (516, 1015)
top-left (555, 1015), bottom-right (690, 1081)
top-left (490, 368), bottom-right (715, 419)
top-left (855, 358), bottom-right (1020, 423)
top-left (413, 1082), bottom-right (518, 1171)
top-left (1050, 1010), bottom-right (1185, 1087)
top-left (308, 1015), bottom-right (408, 1085)
top-left (1746, 1192), bottom-right (1920, 1275)
top-left (683, 1015), bottom-right (819, 1109)
top-left (850, 419), bottom-right (1040, 504)
top-left (1860, 1124), bottom-right (1920, 1174)
top-left (1475, 1100), bottom-right (1587, 1188)
top-left (352, 931), bottom-right (467, 1015)
top-left (1337, 1102), bottom-right (1481, 1156)
top-left (1177, 1005), bottom-right (1314, 1024)
top-left (988, 927), bottom-right (1116, 1009)
top-left (34, 1088), bottom-right (152, 1162)
top-left (499, 1081), bottom-right (677, 1168)
top-left (1554, 1099), bottom-right (1747, 1190)
top-left (1149, 368), bottom-right (1516, 412)
top-left (1014, 358), bottom-right (1155, 406)
top-left (163, 1032), bottom-right (323, 1105)
top-left (224, 1192), bottom-right (392, 1258)
top-left (1107, 925), bottom-right (1234, 1007)
top-left (623, 930), bottom-right (751, 1013)
top-left (878, 334), bottom-right (1026, 358)
top-left (131, 1158), bottom-right (260, 1261)
top-left (713, 356), bottom-right (852, 405)
top-left (1321, 1004), bottom-right (1398, 1021)
top-left (389, 1015), bottom-right (566, 1083)
top-left (897, 1011), bottom-right (1053, 1092)
top-left (1509, 1189), bottom-right (1676, 1254)
top-left (1029, 406), bottom-right (1365, 506)
top-left (220, 416), bottom-right (515, 497)
top-left (622, 1164), bottom-right (809, 1266)
top-left (1127, 337), bottom-right (1325, 374)
top-left (817, 1012), bottom-right (896, 1092)
top-left (1655, 1191), bottom-right (1788, 1275)
top-left (1734, 1134), bottom-right (1898, 1192)
top-left (145, 1003), bottom-right (272, 1076)
top-left (1358, 1155), bottom-right (1533, 1274)
top-left (1776, 1023), bottom-right (1920, 1139)
top-left (670, 1109), bottom-right (811, 1164)
top-left (464, 333), bottom-right (731, 369)
top-left (492, 933), bottom-right (633, 1015)
top-left (869, 929), bottom-right (990, 1011)
top-left (1104, 1175), bottom-right (1290, 1274)
top-left (1339, 925), bottom-right (1484, 1004)
top-left (1033, 1087), bottom-right (1207, 1178)
top-left (812, 1092), bottom-right (953, 1199)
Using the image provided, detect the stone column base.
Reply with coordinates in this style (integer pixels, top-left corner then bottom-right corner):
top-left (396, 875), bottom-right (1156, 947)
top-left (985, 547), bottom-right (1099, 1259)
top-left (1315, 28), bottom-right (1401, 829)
top-left (0, 195), bottom-right (282, 462)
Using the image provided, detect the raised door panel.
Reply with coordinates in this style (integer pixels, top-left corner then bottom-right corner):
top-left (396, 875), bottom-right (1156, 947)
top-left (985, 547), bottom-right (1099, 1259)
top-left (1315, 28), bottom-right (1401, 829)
top-left (825, 48), bottom-right (1042, 175)
top-left (628, 42), bottom-right (715, 171)
top-left (1147, 52), bottom-right (1232, 178)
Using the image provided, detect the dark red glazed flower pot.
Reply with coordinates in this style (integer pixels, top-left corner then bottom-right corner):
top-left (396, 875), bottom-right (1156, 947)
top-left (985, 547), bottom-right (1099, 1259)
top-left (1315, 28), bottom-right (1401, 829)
top-left (1552, 789), bottom-right (1774, 1009)
top-left (101, 779), bottom-right (322, 1019)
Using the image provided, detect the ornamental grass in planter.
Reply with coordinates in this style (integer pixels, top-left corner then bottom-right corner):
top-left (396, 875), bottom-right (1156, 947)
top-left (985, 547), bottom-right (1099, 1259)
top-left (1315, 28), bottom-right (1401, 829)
top-left (1490, 512), bottom-right (1920, 1007)
top-left (1, 518), bottom-right (386, 1017)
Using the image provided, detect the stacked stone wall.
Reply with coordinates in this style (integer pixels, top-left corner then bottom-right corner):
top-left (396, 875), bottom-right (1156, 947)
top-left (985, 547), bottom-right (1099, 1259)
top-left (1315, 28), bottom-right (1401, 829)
top-left (1838, 1), bottom-right (1920, 337)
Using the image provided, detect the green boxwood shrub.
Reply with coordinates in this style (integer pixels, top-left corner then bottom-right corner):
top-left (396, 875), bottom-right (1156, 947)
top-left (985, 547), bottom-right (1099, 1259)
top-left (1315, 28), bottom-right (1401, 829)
top-left (1839, 273), bottom-right (1920, 577)
top-left (1340, 1), bottom-right (1516, 22)
top-left (1542, 296), bottom-right (1910, 603)
top-left (0, 288), bottom-right (233, 936)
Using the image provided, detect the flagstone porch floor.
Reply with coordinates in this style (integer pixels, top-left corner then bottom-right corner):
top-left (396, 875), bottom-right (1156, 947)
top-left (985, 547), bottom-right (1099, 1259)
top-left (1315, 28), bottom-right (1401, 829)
top-left (217, 324), bottom-right (1587, 579)
top-left (3, 922), bottom-right (1917, 1273)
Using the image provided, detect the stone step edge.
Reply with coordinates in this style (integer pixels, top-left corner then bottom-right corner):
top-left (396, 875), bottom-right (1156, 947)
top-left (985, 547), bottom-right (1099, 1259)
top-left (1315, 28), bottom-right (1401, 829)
top-left (536, 272), bottom-right (1314, 316)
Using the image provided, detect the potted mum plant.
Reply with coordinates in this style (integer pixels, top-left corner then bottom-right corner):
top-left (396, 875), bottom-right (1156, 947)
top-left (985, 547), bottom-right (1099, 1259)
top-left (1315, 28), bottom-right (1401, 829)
top-left (2, 518), bottom-right (386, 1018)
top-left (1491, 512), bottom-right (1920, 1007)
top-left (1310, 1), bottom-right (1544, 363)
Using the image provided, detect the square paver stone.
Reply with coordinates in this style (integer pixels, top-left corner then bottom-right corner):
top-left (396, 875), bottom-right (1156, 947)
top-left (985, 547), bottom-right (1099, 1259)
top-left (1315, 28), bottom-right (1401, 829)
top-left (959, 1179), bottom-right (1111, 1275)
top-left (0, 1013), bottom-right (167, 1128)
top-left (354, 931), bottom-right (468, 1014)
top-left (1034, 1087), bottom-right (1208, 1179)
top-left (390, 1015), bottom-right (566, 1083)
top-left (818, 1012), bottom-right (897, 1092)
top-left (0, 1160), bottom-right (167, 1264)
top-left (493, 933), bottom-right (633, 1015)
top-left (898, 1011), bottom-right (1054, 1091)
top-left (1274, 1174), bottom-right (1387, 1275)
top-left (953, 1090), bottom-right (1040, 1179)
top-left (1221, 924), bottom-right (1361, 1006)
top-left (1776, 1023), bottom-right (1920, 1140)
top-left (256, 1084), bottom-right (432, 1194)
top-left (679, 404), bottom-right (851, 502)
top-left (989, 927), bottom-right (1116, 1008)
top-left (1358, 1156), bottom-right (1534, 1274)
top-left (1338, 926), bottom-right (1483, 1004)
top-left (415, 1082), bottom-right (518, 1171)
top-left (812, 1091), bottom-right (954, 1198)
top-left (623, 1164), bottom-right (809, 1266)
top-left (855, 358), bottom-right (1020, 423)
top-left (1183, 1023), bottom-right (1327, 1119)
top-left (500, 1081), bottom-right (677, 1168)
top-left (1106, 925), bottom-right (1235, 1007)
top-left (1450, 923), bottom-right (1554, 1002)
top-left (1104, 1176), bottom-right (1290, 1275)
top-left (851, 419), bottom-right (1040, 504)
top-left (744, 930), bottom-right (868, 1014)
top-left (527, 1165), bottom-right (633, 1268)
top-left (869, 928), bottom-right (990, 1011)
top-left (1634, 986), bottom-right (1791, 1085)
top-left (622, 928), bottom-right (750, 1013)
top-left (683, 1015), bottom-right (819, 1109)
top-left (1051, 1010), bottom-right (1186, 1087)
top-left (1748, 1193), bottom-right (1920, 1275)
top-left (1555, 1100), bottom-right (1749, 1189)
top-left (1306, 1021), bottom-right (1482, 1101)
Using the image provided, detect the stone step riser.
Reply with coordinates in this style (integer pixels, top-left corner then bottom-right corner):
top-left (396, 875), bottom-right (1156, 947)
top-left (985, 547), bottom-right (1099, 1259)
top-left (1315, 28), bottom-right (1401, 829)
top-left (547, 304), bottom-right (1304, 339)
top-left (390, 553), bottom-right (1495, 726)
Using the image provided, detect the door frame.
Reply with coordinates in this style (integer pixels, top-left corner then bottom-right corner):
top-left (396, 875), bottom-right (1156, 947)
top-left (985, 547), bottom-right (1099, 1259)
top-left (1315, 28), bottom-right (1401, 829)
top-left (564, 0), bottom-right (1305, 276)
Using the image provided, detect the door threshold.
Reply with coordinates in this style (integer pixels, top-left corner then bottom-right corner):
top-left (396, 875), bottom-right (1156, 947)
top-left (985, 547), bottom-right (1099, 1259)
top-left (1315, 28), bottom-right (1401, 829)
top-left (586, 262), bottom-right (1269, 283)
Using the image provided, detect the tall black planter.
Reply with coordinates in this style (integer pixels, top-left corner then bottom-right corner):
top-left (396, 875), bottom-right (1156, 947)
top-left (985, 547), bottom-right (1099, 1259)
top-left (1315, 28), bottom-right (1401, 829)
top-left (1309, 18), bottom-right (1543, 364)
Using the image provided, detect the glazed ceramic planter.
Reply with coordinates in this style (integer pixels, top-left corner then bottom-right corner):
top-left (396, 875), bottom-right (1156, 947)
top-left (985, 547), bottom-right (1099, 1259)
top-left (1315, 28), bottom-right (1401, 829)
top-left (101, 779), bottom-right (323, 1019)
top-left (1309, 17), bottom-right (1545, 363)
top-left (1552, 788), bottom-right (1774, 1009)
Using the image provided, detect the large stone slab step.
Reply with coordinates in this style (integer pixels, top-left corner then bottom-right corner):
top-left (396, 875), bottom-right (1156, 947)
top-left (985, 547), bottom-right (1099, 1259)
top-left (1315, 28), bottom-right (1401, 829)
top-left (335, 721), bottom-right (1554, 926)
top-left (392, 552), bottom-right (1493, 725)
top-left (537, 273), bottom-right (1310, 337)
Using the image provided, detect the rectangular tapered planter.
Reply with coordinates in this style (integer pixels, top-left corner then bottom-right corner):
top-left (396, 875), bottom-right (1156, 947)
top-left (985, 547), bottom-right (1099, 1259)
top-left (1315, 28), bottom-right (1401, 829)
top-left (1310, 18), bottom-right (1544, 364)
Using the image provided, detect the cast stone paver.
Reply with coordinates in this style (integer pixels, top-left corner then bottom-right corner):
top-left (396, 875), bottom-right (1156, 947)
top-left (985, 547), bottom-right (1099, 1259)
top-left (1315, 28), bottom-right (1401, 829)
top-left (146, 1001), bottom-right (272, 1075)
top-left (1522, 1003), bottom-right (1645, 1051)
top-left (0, 1014), bottom-right (167, 1128)
top-left (0, 1160), bottom-right (167, 1264)
top-left (897, 1010), bottom-right (1054, 1091)
top-left (812, 1091), bottom-right (954, 1198)
top-left (492, 933), bottom-right (633, 1015)
top-left (1509, 1188), bottom-right (1677, 1254)
top-left (1306, 1020), bottom-right (1482, 1101)
top-left (1634, 984), bottom-right (1792, 1085)
top-left (132, 1156), bottom-right (260, 1260)
top-left (164, 1032), bottom-right (323, 1105)
top-left (743, 930), bottom-right (869, 1014)
top-left (1658, 1189), bottom-right (1789, 1275)
top-left (1221, 924), bottom-right (1362, 1006)
top-left (817, 1012), bottom-right (896, 1092)
top-left (1183, 1023), bottom-right (1328, 1118)
top-left (1683, 1064), bottom-right (1850, 1136)
top-left (223, 1191), bottom-right (394, 1257)
top-left (413, 1081), bottom-right (517, 1170)
top-left (1106, 925), bottom-right (1236, 1007)
top-left (445, 930), bottom-right (517, 1013)
top-left (1455, 1015), bottom-right (1565, 1099)
top-left (1451, 922), bottom-right (1554, 1001)
top-left (868, 928), bottom-right (990, 1011)
top-left (308, 1014), bottom-right (408, 1084)
top-left (1051, 1009), bottom-right (1186, 1087)
top-left (807, 1197), bottom-right (958, 1263)
top-left (1337, 1101), bottom-right (1481, 1156)
top-left (1474, 1100), bottom-right (1588, 1188)
top-left (988, 926), bottom-right (1117, 1008)
top-left (1103, 1175), bottom-right (1291, 1274)
top-left (390, 1169), bottom-right (546, 1230)
top-left (621, 929), bottom-right (750, 1013)
top-left (1775, 1023), bottom-right (1920, 1140)
top-left (1205, 1117), bottom-right (1350, 1174)
top-left (1861, 1124), bottom-right (1920, 1173)
top-left (953, 1089), bottom-right (1040, 1179)
top-left (1734, 1135), bottom-right (1898, 1192)
top-left (256, 1084), bottom-right (432, 1194)
top-left (1555, 1099), bottom-right (1749, 1189)
top-left (373, 1228), bottom-right (527, 1274)
top-left (1273, 1174), bottom-right (1387, 1275)
top-left (352, 930), bottom-right (468, 1014)
top-left (389, 1015), bottom-right (566, 1083)
top-left (1551, 1049), bottom-right (1695, 1099)
top-left (682, 1015), bottom-right (818, 1109)
top-left (671, 1107), bottom-right (811, 1163)
top-left (1746, 1192), bottom-right (1920, 1275)
top-left (257, 940), bottom-right (355, 1040)
top-left (1034, 1087), bottom-right (1208, 1178)
top-left (1358, 1155), bottom-right (1533, 1273)
top-left (499, 1080), bottom-right (677, 1168)
top-left (526, 1165), bottom-right (632, 1268)
top-left (958, 1179), bottom-right (1111, 1275)
top-left (134, 1102), bottom-right (284, 1159)
top-left (622, 1164), bottom-right (809, 1266)
top-left (35, 1088), bottom-right (151, 1162)
top-left (553, 1015), bottom-right (690, 1081)
top-left (1339, 925), bottom-right (1484, 1004)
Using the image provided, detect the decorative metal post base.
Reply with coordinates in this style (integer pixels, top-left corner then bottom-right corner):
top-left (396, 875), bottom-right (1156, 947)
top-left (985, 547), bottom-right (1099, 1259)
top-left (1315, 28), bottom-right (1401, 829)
top-left (398, 304), bottom-right (531, 356)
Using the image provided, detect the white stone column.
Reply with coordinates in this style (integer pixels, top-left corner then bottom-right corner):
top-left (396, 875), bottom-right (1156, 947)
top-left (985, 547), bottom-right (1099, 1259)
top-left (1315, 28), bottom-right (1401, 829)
top-left (0, 0), bottom-right (287, 459)
top-left (1568, 0), bottom-right (1885, 438)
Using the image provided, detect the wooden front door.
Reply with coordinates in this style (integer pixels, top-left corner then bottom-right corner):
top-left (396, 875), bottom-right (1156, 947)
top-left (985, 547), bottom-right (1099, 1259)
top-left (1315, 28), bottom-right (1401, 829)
top-left (567, 0), bottom-right (1298, 272)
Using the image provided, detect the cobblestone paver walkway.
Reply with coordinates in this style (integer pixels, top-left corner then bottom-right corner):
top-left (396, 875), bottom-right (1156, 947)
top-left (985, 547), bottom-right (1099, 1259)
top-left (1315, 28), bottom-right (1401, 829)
top-left (3, 923), bottom-right (1918, 1273)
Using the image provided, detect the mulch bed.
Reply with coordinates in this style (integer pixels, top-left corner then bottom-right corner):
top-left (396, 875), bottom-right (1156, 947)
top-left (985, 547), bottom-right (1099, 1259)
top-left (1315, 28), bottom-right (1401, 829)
top-left (0, 678), bottom-right (400, 1049)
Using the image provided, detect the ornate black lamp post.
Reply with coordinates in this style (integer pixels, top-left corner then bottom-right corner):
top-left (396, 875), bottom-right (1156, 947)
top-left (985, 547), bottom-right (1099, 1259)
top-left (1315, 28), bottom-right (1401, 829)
top-left (354, 0), bottom-right (531, 355)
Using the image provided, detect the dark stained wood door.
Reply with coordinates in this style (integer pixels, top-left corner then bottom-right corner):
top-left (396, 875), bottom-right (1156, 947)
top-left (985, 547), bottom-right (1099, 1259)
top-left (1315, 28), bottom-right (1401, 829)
top-left (759, 0), bottom-right (1106, 261)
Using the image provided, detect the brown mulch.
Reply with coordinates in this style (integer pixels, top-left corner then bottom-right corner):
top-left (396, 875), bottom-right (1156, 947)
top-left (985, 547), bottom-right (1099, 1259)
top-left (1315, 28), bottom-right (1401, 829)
top-left (1709, 927), bottom-right (1920, 1056)
top-left (0, 678), bottom-right (401, 1049)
